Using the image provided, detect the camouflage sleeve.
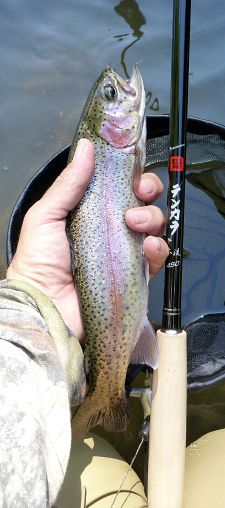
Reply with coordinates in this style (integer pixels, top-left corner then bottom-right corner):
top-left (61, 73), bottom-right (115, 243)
top-left (0, 279), bottom-right (86, 507)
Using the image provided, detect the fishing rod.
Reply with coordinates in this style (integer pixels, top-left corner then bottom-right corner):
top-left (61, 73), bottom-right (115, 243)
top-left (148, 0), bottom-right (191, 507)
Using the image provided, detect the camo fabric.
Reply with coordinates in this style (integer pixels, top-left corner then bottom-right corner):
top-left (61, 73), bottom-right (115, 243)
top-left (0, 279), bottom-right (85, 507)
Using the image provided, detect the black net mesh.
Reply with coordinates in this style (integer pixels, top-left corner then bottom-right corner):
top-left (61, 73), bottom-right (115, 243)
top-left (186, 314), bottom-right (225, 386)
top-left (146, 133), bottom-right (225, 171)
top-left (145, 129), bottom-right (225, 390)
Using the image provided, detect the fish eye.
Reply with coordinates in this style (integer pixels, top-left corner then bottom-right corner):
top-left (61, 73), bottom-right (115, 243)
top-left (103, 84), bottom-right (117, 101)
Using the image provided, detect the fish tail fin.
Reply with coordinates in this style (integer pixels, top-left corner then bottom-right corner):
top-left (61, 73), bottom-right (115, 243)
top-left (72, 394), bottom-right (129, 440)
top-left (102, 398), bottom-right (130, 432)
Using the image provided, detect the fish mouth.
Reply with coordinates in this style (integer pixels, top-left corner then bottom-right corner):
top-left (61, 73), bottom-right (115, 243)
top-left (101, 66), bottom-right (146, 148)
top-left (129, 65), bottom-right (145, 122)
top-left (116, 66), bottom-right (145, 122)
top-left (116, 66), bottom-right (146, 146)
top-left (105, 66), bottom-right (145, 111)
top-left (113, 66), bottom-right (144, 101)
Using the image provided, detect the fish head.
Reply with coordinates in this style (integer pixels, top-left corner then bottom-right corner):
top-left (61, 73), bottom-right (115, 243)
top-left (86, 66), bottom-right (146, 150)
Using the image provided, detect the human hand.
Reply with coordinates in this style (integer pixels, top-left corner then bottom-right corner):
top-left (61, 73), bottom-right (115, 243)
top-left (125, 172), bottom-right (169, 278)
top-left (7, 138), bottom-right (168, 342)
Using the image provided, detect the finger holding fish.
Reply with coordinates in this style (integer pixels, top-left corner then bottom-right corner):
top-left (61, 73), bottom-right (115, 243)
top-left (125, 205), bottom-right (169, 278)
top-left (143, 236), bottom-right (169, 279)
top-left (125, 204), bottom-right (165, 234)
top-left (125, 174), bottom-right (168, 277)
top-left (134, 172), bottom-right (164, 202)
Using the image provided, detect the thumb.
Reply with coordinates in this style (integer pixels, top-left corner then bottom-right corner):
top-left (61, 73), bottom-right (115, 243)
top-left (33, 138), bottom-right (95, 221)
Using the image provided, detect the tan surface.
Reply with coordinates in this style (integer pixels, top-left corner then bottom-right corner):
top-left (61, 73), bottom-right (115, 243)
top-left (183, 428), bottom-right (225, 508)
top-left (56, 433), bottom-right (147, 508)
top-left (56, 427), bottom-right (225, 508)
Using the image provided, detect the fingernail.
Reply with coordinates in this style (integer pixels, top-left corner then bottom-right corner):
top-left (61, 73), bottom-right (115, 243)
top-left (150, 236), bottom-right (162, 251)
top-left (127, 208), bottom-right (150, 225)
top-left (139, 178), bottom-right (156, 195)
top-left (73, 139), bottom-right (86, 161)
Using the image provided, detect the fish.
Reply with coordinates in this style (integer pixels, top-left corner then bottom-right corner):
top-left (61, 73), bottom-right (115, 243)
top-left (66, 66), bottom-right (159, 440)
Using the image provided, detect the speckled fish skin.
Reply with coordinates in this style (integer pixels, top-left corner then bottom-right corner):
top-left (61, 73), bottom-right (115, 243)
top-left (67, 66), bottom-right (159, 439)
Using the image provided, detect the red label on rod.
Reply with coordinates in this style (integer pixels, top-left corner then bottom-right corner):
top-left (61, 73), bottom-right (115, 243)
top-left (170, 156), bottom-right (184, 172)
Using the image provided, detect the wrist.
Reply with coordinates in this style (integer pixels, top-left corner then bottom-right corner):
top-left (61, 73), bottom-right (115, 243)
top-left (7, 265), bottom-right (84, 343)
top-left (7, 264), bottom-right (48, 297)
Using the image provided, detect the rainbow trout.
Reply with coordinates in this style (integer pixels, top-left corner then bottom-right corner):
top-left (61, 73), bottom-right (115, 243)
top-left (67, 66), bottom-right (159, 439)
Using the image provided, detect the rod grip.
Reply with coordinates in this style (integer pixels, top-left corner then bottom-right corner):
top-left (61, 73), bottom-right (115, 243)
top-left (148, 329), bottom-right (187, 508)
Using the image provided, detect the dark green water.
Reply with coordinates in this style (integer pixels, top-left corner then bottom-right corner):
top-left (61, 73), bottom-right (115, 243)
top-left (1, 0), bottom-right (225, 477)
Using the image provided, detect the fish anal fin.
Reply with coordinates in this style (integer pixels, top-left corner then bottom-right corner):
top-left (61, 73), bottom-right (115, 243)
top-left (130, 317), bottom-right (159, 369)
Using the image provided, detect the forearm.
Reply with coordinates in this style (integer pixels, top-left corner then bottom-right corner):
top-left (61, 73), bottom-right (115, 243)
top-left (0, 279), bottom-right (85, 507)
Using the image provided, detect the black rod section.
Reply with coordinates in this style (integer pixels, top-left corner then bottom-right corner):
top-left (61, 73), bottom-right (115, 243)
top-left (162, 0), bottom-right (191, 331)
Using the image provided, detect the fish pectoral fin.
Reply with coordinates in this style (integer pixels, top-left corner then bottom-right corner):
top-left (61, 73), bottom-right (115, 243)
top-left (130, 317), bottom-right (159, 369)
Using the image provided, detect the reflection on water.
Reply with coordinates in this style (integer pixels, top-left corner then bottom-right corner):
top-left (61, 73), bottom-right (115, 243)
top-left (146, 90), bottom-right (159, 111)
top-left (114, 0), bottom-right (146, 77)
top-left (114, 0), bottom-right (159, 109)
top-left (115, 0), bottom-right (146, 38)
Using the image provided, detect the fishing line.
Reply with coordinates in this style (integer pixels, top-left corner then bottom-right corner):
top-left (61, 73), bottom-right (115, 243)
top-left (109, 437), bottom-right (144, 508)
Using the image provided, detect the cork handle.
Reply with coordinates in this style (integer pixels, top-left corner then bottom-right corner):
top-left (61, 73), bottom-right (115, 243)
top-left (148, 329), bottom-right (187, 508)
